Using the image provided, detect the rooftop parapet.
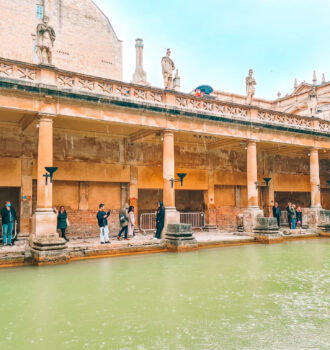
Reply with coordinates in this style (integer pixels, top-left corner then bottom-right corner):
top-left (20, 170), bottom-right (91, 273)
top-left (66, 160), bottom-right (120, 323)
top-left (0, 57), bottom-right (329, 135)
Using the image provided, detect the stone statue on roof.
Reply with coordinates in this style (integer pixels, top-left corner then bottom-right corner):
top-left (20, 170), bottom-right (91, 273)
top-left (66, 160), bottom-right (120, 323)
top-left (161, 49), bottom-right (175, 89)
top-left (246, 69), bottom-right (256, 104)
top-left (36, 16), bottom-right (56, 65)
top-left (308, 86), bottom-right (318, 116)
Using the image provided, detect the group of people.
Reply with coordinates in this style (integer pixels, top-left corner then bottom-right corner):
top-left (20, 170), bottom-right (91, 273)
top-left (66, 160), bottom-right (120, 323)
top-left (96, 201), bottom-right (165, 244)
top-left (272, 201), bottom-right (303, 229)
top-left (1, 201), bottom-right (16, 246)
top-left (286, 202), bottom-right (303, 229)
top-left (2, 198), bottom-right (166, 246)
top-left (96, 203), bottom-right (136, 244)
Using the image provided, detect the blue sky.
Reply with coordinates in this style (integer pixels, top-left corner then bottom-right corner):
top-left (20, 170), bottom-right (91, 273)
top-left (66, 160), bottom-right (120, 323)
top-left (93, 0), bottom-right (330, 99)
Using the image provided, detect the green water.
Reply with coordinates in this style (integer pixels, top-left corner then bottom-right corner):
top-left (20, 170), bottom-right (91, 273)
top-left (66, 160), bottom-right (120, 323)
top-left (0, 240), bottom-right (329, 350)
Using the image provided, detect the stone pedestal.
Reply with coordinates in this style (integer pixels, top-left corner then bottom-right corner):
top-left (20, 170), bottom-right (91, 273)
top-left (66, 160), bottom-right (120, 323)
top-left (165, 224), bottom-right (198, 252)
top-left (30, 209), bottom-right (69, 265)
top-left (303, 207), bottom-right (323, 230)
top-left (204, 224), bottom-right (218, 231)
top-left (253, 217), bottom-right (282, 244)
top-left (163, 207), bottom-right (180, 236)
top-left (317, 210), bottom-right (330, 237)
top-left (241, 207), bottom-right (264, 234)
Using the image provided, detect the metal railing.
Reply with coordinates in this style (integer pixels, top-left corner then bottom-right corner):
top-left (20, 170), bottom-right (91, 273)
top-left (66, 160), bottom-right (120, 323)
top-left (139, 212), bottom-right (205, 233)
top-left (180, 212), bottom-right (205, 230)
top-left (140, 212), bottom-right (156, 233)
top-left (0, 220), bottom-right (18, 242)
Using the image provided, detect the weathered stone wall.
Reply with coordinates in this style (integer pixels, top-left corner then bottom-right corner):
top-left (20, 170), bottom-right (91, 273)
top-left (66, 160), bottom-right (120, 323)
top-left (0, 0), bottom-right (122, 80)
top-left (65, 209), bottom-right (120, 237)
top-left (0, 127), bottom-right (329, 235)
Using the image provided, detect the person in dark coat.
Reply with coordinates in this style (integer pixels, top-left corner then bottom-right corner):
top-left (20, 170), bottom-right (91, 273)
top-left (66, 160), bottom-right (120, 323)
top-left (1, 201), bottom-right (16, 246)
top-left (154, 201), bottom-right (165, 239)
top-left (56, 206), bottom-right (69, 241)
top-left (286, 202), bottom-right (292, 229)
top-left (272, 202), bottom-right (281, 227)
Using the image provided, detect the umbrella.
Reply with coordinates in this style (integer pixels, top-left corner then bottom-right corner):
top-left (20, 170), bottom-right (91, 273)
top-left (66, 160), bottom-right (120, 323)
top-left (195, 85), bottom-right (214, 95)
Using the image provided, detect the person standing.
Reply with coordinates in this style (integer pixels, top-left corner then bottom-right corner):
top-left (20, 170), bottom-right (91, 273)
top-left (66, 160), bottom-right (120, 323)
top-left (1, 201), bottom-right (16, 246)
top-left (272, 202), bottom-right (281, 227)
top-left (286, 202), bottom-right (292, 229)
top-left (117, 204), bottom-right (129, 240)
top-left (154, 201), bottom-right (165, 240)
top-left (128, 206), bottom-right (135, 237)
top-left (96, 204), bottom-right (111, 244)
top-left (56, 206), bottom-right (69, 242)
top-left (288, 204), bottom-right (297, 229)
top-left (296, 206), bottom-right (303, 228)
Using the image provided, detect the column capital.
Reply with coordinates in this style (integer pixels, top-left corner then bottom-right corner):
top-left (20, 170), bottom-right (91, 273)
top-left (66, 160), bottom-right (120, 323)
top-left (309, 147), bottom-right (320, 152)
top-left (163, 129), bottom-right (174, 136)
top-left (37, 114), bottom-right (56, 123)
top-left (247, 139), bottom-right (258, 145)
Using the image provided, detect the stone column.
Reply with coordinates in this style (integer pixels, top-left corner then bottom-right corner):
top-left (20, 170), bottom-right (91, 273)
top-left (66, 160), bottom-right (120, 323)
top-left (163, 130), bottom-right (180, 229)
top-left (310, 148), bottom-right (321, 208)
top-left (129, 166), bottom-right (139, 231)
top-left (204, 170), bottom-right (217, 230)
top-left (20, 157), bottom-right (33, 236)
top-left (247, 140), bottom-right (259, 208)
top-left (31, 115), bottom-right (68, 264)
top-left (120, 183), bottom-right (129, 207)
top-left (78, 182), bottom-right (89, 210)
top-left (36, 116), bottom-right (54, 209)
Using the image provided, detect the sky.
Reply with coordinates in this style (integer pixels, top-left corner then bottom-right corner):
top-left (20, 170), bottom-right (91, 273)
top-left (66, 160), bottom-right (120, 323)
top-left (93, 0), bottom-right (330, 99)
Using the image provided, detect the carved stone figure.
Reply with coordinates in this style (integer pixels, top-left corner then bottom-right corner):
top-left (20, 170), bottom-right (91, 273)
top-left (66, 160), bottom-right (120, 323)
top-left (161, 49), bottom-right (175, 89)
top-left (308, 86), bottom-right (318, 116)
top-left (36, 16), bottom-right (56, 65)
top-left (246, 69), bottom-right (256, 104)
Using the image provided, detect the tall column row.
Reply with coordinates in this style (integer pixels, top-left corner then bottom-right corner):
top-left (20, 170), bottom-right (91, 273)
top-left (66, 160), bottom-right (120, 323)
top-left (31, 122), bottom-right (323, 236)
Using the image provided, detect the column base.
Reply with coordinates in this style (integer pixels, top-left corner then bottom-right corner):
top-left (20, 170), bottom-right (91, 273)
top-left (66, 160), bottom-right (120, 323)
top-left (204, 224), bottom-right (218, 231)
top-left (32, 208), bottom-right (57, 238)
top-left (240, 207), bottom-right (264, 234)
top-left (165, 223), bottom-right (198, 252)
top-left (303, 207), bottom-right (324, 229)
top-left (30, 208), bottom-right (70, 265)
top-left (317, 209), bottom-right (330, 237)
top-left (163, 207), bottom-right (180, 237)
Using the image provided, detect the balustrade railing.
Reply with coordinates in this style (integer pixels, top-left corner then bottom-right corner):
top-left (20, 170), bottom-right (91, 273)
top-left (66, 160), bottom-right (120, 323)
top-left (0, 58), bottom-right (329, 133)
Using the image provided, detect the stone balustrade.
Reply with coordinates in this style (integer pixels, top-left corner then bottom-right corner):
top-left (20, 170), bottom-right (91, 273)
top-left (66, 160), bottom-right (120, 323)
top-left (1, 58), bottom-right (330, 134)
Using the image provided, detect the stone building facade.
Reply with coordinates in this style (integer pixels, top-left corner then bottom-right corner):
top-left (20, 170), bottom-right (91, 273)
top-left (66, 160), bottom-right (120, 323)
top-left (0, 0), bottom-right (122, 80)
top-left (0, 0), bottom-right (329, 242)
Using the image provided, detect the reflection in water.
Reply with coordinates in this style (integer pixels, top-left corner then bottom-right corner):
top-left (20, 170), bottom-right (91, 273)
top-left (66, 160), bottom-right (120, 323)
top-left (0, 239), bottom-right (329, 349)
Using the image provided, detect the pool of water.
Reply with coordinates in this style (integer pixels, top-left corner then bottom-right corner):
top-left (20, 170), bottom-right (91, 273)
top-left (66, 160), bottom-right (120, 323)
top-left (0, 239), bottom-right (329, 350)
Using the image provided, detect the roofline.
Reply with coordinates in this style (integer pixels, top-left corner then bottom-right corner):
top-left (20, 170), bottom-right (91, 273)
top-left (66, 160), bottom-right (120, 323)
top-left (90, 0), bottom-right (122, 42)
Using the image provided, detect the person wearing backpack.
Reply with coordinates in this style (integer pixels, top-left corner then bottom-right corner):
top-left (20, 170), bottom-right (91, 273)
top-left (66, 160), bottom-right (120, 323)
top-left (117, 204), bottom-right (129, 240)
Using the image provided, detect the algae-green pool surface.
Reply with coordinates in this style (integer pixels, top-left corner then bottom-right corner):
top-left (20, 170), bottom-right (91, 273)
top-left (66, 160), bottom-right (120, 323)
top-left (0, 239), bottom-right (329, 350)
